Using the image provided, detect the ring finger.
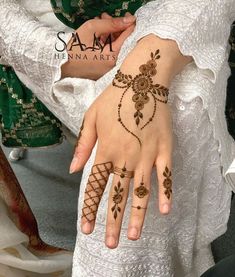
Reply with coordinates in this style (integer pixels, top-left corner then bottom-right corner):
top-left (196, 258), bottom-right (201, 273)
top-left (128, 165), bottom-right (151, 240)
top-left (105, 162), bottom-right (134, 249)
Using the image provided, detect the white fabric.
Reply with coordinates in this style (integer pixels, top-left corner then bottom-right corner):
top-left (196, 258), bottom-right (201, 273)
top-left (226, 159), bottom-right (235, 191)
top-left (0, 0), bottom-right (235, 276)
top-left (0, 198), bottom-right (72, 277)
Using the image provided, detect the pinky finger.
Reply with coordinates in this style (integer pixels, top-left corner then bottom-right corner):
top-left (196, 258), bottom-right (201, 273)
top-left (155, 158), bottom-right (172, 215)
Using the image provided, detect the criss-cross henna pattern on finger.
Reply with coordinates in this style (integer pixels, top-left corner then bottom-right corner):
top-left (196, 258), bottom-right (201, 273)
top-left (163, 166), bottom-right (172, 199)
top-left (82, 162), bottom-right (113, 222)
top-left (112, 50), bottom-right (169, 146)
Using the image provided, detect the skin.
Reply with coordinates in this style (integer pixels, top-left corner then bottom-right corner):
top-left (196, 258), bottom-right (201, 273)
top-left (70, 33), bottom-right (193, 249)
top-left (61, 14), bottom-right (136, 80)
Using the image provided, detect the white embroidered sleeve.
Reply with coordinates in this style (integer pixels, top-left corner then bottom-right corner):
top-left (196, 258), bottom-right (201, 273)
top-left (0, 0), bottom-right (70, 93)
top-left (131, 0), bottom-right (235, 83)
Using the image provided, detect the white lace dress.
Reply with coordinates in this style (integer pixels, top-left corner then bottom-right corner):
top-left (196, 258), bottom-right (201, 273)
top-left (1, 0), bottom-right (235, 276)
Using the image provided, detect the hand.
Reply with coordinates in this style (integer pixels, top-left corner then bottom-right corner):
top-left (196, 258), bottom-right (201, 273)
top-left (61, 15), bottom-right (136, 80)
top-left (70, 35), bottom-right (192, 248)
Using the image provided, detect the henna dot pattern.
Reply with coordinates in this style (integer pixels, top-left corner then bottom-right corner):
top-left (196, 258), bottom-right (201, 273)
top-left (131, 205), bottom-right (147, 210)
top-left (112, 50), bottom-right (169, 146)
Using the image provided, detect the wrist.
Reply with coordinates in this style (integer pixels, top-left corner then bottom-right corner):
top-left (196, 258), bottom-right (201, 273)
top-left (137, 34), bottom-right (192, 81)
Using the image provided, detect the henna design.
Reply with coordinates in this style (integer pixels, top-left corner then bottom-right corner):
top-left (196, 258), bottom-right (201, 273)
top-left (131, 205), bottom-right (147, 210)
top-left (113, 50), bottom-right (169, 146)
top-left (77, 118), bottom-right (85, 142)
top-left (163, 166), bottom-right (172, 199)
top-left (134, 176), bottom-right (149, 198)
top-left (111, 181), bottom-right (124, 220)
top-left (82, 162), bottom-right (113, 222)
top-left (75, 118), bottom-right (85, 150)
top-left (113, 164), bottom-right (134, 179)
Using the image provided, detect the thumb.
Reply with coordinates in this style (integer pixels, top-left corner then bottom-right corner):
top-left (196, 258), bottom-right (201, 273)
top-left (92, 16), bottom-right (136, 36)
top-left (69, 108), bottom-right (97, 173)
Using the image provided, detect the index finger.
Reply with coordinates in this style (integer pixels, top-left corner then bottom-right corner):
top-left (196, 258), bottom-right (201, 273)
top-left (86, 17), bottom-right (136, 37)
top-left (81, 160), bottom-right (113, 234)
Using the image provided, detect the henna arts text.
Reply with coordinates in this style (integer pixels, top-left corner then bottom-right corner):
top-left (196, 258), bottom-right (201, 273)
top-left (111, 181), bottom-right (124, 220)
top-left (163, 166), bottom-right (172, 200)
top-left (82, 162), bottom-right (113, 222)
top-left (134, 177), bottom-right (149, 198)
top-left (112, 50), bottom-right (169, 146)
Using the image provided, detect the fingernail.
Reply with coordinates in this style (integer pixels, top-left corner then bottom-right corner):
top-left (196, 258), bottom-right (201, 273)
top-left (69, 156), bottom-right (79, 174)
top-left (106, 236), bottom-right (117, 248)
top-left (162, 204), bottom-right (170, 214)
top-left (129, 227), bottom-right (139, 239)
top-left (82, 222), bottom-right (91, 234)
top-left (123, 16), bottom-right (136, 24)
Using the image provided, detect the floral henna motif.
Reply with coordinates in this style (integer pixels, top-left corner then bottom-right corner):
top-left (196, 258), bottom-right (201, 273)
top-left (111, 181), bottom-right (124, 220)
top-left (134, 177), bottom-right (149, 198)
top-left (113, 50), bottom-right (169, 146)
top-left (82, 162), bottom-right (113, 222)
top-left (163, 166), bottom-right (172, 199)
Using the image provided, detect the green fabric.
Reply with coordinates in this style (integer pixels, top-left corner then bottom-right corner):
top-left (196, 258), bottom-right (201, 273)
top-left (0, 65), bottom-right (62, 148)
top-left (51, 0), bottom-right (149, 29)
top-left (226, 23), bottom-right (235, 141)
top-left (200, 255), bottom-right (235, 277)
top-left (0, 0), bottom-right (149, 148)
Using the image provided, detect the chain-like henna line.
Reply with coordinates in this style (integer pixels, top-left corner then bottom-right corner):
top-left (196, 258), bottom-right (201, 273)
top-left (163, 166), bottom-right (172, 199)
top-left (113, 50), bottom-right (169, 146)
top-left (134, 176), bottom-right (149, 198)
top-left (113, 164), bottom-right (134, 179)
top-left (111, 181), bottom-right (124, 220)
top-left (82, 162), bottom-right (113, 222)
top-left (131, 205), bottom-right (147, 210)
top-left (75, 118), bottom-right (85, 150)
top-left (77, 118), bottom-right (85, 142)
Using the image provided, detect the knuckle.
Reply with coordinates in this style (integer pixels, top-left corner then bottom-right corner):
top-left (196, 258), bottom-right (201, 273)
top-left (106, 222), bottom-right (118, 235)
top-left (84, 19), bottom-right (95, 30)
top-left (75, 140), bottom-right (91, 154)
top-left (111, 18), bottom-right (122, 29)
